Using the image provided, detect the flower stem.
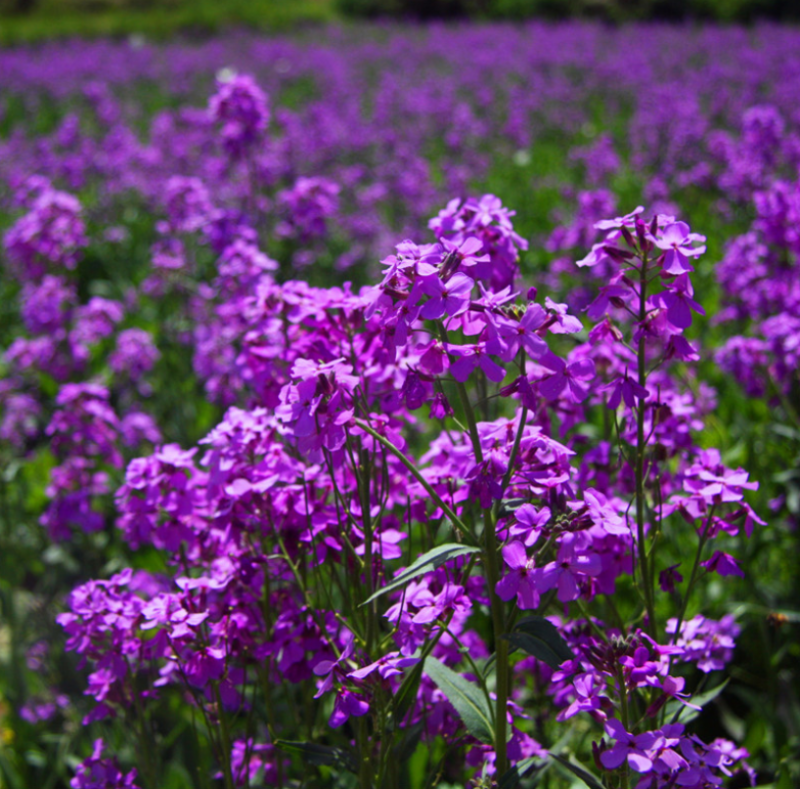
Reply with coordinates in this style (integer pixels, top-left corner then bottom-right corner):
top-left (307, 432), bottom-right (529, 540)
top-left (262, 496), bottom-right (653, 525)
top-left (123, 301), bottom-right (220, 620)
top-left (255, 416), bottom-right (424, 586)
top-left (352, 419), bottom-right (471, 541)
top-left (635, 253), bottom-right (656, 638)
top-left (446, 365), bottom-right (509, 777)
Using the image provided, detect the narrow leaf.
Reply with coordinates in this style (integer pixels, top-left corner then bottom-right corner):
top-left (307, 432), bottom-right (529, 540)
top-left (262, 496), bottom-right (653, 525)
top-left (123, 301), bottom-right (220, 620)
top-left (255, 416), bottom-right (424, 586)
top-left (498, 497), bottom-right (528, 517)
top-left (363, 543), bottom-right (480, 606)
top-left (274, 740), bottom-right (357, 774)
top-left (503, 617), bottom-right (575, 669)
top-left (667, 678), bottom-right (730, 725)
top-left (394, 720), bottom-right (425, 763)
top-left (502, 632), bottom-right (563, 669)
top-left (498, 756), bottom-right (548, 789)
top-left (549, 753), bottom-right (605, 789)
top-left (392, 659), bottom-right (424, 722)
top-left (423, 656), bottom-right (493, 744)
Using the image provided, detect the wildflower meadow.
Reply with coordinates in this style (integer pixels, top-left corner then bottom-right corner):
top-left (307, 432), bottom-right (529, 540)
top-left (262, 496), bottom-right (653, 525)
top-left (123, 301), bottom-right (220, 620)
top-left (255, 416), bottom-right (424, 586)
top-left (1, 20), bottom-right (799, 789)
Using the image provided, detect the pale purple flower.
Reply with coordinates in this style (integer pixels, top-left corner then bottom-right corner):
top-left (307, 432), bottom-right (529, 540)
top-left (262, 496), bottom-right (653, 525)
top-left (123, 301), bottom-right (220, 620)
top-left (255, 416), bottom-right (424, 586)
top-left (496, 541), bottom-right (539, 610)
top-left (600, 718), bottom-right (656, 773)
top-left (538, 533), bottom-right (602, 602)
top-left (654, 221), bottom-right (706, 276)
top-left (419, 272), bottom-right (474, 320)
top-left (448, 343), bottom-right (506, 383)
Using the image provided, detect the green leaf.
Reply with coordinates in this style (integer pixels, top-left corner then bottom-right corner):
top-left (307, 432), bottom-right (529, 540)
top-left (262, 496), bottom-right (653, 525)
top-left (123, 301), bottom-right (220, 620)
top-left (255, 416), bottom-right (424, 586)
top-left (742, 714), bottom-right (767, 756)
top-left (394, 720), bottom-right (425, 763)
top-left (502, 617), bottom-right (575, 669)
top-left (498, 497), bottom-right (528, 518)
top-left (392, 658), bottom-right (424, 722)
top-left (362, 543), bottom-right (480, 606)
top-left (274, 740), bottom-right (357, 774)
top-left (423, 656), bottom-right (494, 744)
top-left (771, 424), bottom-right (800, 442)
top-left (666, 678), bottom-right (730, 725)
top-left (497, 756), bottom-right (548, 789)
top-left (549, 753), bottom-right (605, 789)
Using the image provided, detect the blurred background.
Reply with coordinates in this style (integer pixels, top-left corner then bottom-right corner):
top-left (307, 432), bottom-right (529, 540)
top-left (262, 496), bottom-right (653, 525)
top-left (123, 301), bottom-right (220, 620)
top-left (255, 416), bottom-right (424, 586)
top-left (0, 0), bottom-right (799, 45)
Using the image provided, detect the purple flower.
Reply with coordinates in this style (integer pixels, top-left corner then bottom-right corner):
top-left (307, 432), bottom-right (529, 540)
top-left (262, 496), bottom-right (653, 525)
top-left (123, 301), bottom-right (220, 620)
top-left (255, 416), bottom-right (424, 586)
top-left (448, 343), bottom-right (506, 383)
top-left (496, 541), bottom-right (539, 609)
top-left (486, 304), bottom-right (548, 362)
top-left (538, 356), bottom-right (595, 403)
top-left (209, 73), bottom-right (269, 158)
top-left (600, 718), bottom-right (656, 773)
top-left (329, 689), bottom-right (370, 728)
top-left (109, 329), bottom-right (160, 383)
top-left (419, 271), bottom-right (474, 320)
top-left (653, 221), bottom-right (706, 276)
top-left (71, 739), bottom-right (141, 789)
top-left (657, 273), bottom-right (705, 330)
top-left (604, 370), bottom-right (648, 409)
top-left (538, 533), bottom-right (602, 602)
top-left (700, 550), bottom-right (745, 578)
top-left (678, 736), bottom-right (731, 786)
top-left (557, 673), bottom-right (609, 721)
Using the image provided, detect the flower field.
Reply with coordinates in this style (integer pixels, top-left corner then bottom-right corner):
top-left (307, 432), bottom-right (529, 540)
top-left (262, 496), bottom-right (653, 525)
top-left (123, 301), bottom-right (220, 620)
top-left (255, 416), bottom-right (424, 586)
top-left (1, 21), bottom-right (799, 789)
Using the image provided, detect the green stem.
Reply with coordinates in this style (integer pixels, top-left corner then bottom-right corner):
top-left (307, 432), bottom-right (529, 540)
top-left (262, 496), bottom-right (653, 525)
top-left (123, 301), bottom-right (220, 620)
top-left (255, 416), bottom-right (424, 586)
top-left (616, 665), bottom-right (631, 789)
top-left (355, 441), bottom-right (377, 653)
top-left (358, 716), bottom-right (372, 789)
top-left (352, 419), bottom-right (471, 541)
top-left (635, 253), bottom-right (656, 638)
top-left (212, 682), bottom-right (236, 789)
top-left (493, 406), bottom-right (528, 517)
top-left (670, 507), bottom-right (715, 652)
top-left (444, 359), bottom-right (509, 776)
top-left (455, 380), bottom-right (484, 463)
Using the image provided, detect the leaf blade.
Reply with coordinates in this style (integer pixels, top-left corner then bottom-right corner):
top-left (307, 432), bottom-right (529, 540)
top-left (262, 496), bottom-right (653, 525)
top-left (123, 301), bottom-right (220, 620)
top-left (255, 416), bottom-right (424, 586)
top-left (497, 756), bottom-right (548, 789)
top-left (274, 740), bottom-right (357, 774)
top-left (549, 753), bottom-right (605, 789)
top-left (503, 617), bottom-right (575, 669)
top-left (423, 656), bottom-right (494, 744)
top-left (667, 678), bottom-right (730, 725)
top-left (362, 543), bottom-right (480, 606)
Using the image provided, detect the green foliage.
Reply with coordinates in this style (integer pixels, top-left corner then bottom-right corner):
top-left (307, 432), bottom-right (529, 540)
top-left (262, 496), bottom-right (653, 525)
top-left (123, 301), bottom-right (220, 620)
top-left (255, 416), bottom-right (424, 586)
top-left (502, 616), bottom-right (576, 669)
top-left (423, 657), bottom-right (494, 744)
top-left (0, 0), bottom-right (336, 45)
top-left (362, 544), bottom-right (481, 605)
top-left (336, 0), bottom-right (800, 20)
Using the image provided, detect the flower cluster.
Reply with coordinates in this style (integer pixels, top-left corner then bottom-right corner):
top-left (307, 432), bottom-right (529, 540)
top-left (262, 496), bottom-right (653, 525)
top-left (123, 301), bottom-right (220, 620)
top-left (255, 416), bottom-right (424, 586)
top-left (0, 33), bottom-right (786, 786)
top-left (46, 192), bottom-right (758, 788)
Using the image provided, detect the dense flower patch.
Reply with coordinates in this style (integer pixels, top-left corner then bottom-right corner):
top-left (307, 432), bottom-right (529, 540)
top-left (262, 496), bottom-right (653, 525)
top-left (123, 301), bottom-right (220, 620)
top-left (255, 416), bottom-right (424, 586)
top-left (1, 21), bottom-right (799, 789)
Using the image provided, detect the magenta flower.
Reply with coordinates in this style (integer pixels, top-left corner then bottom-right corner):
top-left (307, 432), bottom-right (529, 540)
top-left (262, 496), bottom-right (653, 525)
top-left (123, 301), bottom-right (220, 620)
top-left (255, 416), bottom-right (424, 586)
top-left (538, 356), bottom-right (595, 403)
top-left (348, 653), bottom-right (419, 681)
top-left (700, 550), bottom-right (745, 578)
top-left (486, 304), bottom-right (548, 362)
top-left (657, 273), bottom-right (705, 329)
top-left (419, 271), bottom-right (474, 320)
top-left (507, 503), bottom-right (550, 546)
top-left (440, 236), bottom-right (489, 274)
top-left (604, 369), bottom-right (648, 409)
top-left (586, 274), bottom-right (633, 322)
top-left (576, 242), bottom-right (611, 268)
top-left (329, 689), bottom-right (370, 728)
top-left (71, 739), bottom-right (140, 789)
top-left (557, 673), bottom-right (608, 721)
top-left (448, 343), bottom-right (505, 383)
top-left (594, 206), bottom-right (645, 231)
top-left (678, 736), bottom-right (732, 786)
top-left (544, 297), bottom-right (583, 334)
top-left (600, 718), bottom-right (657, 773)
top-left (538, 534), bottom-right (602, 602)
top-left (496, 541), bottom-right (539, 610)
top-left (654, 221), bottom-right (706, 276)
